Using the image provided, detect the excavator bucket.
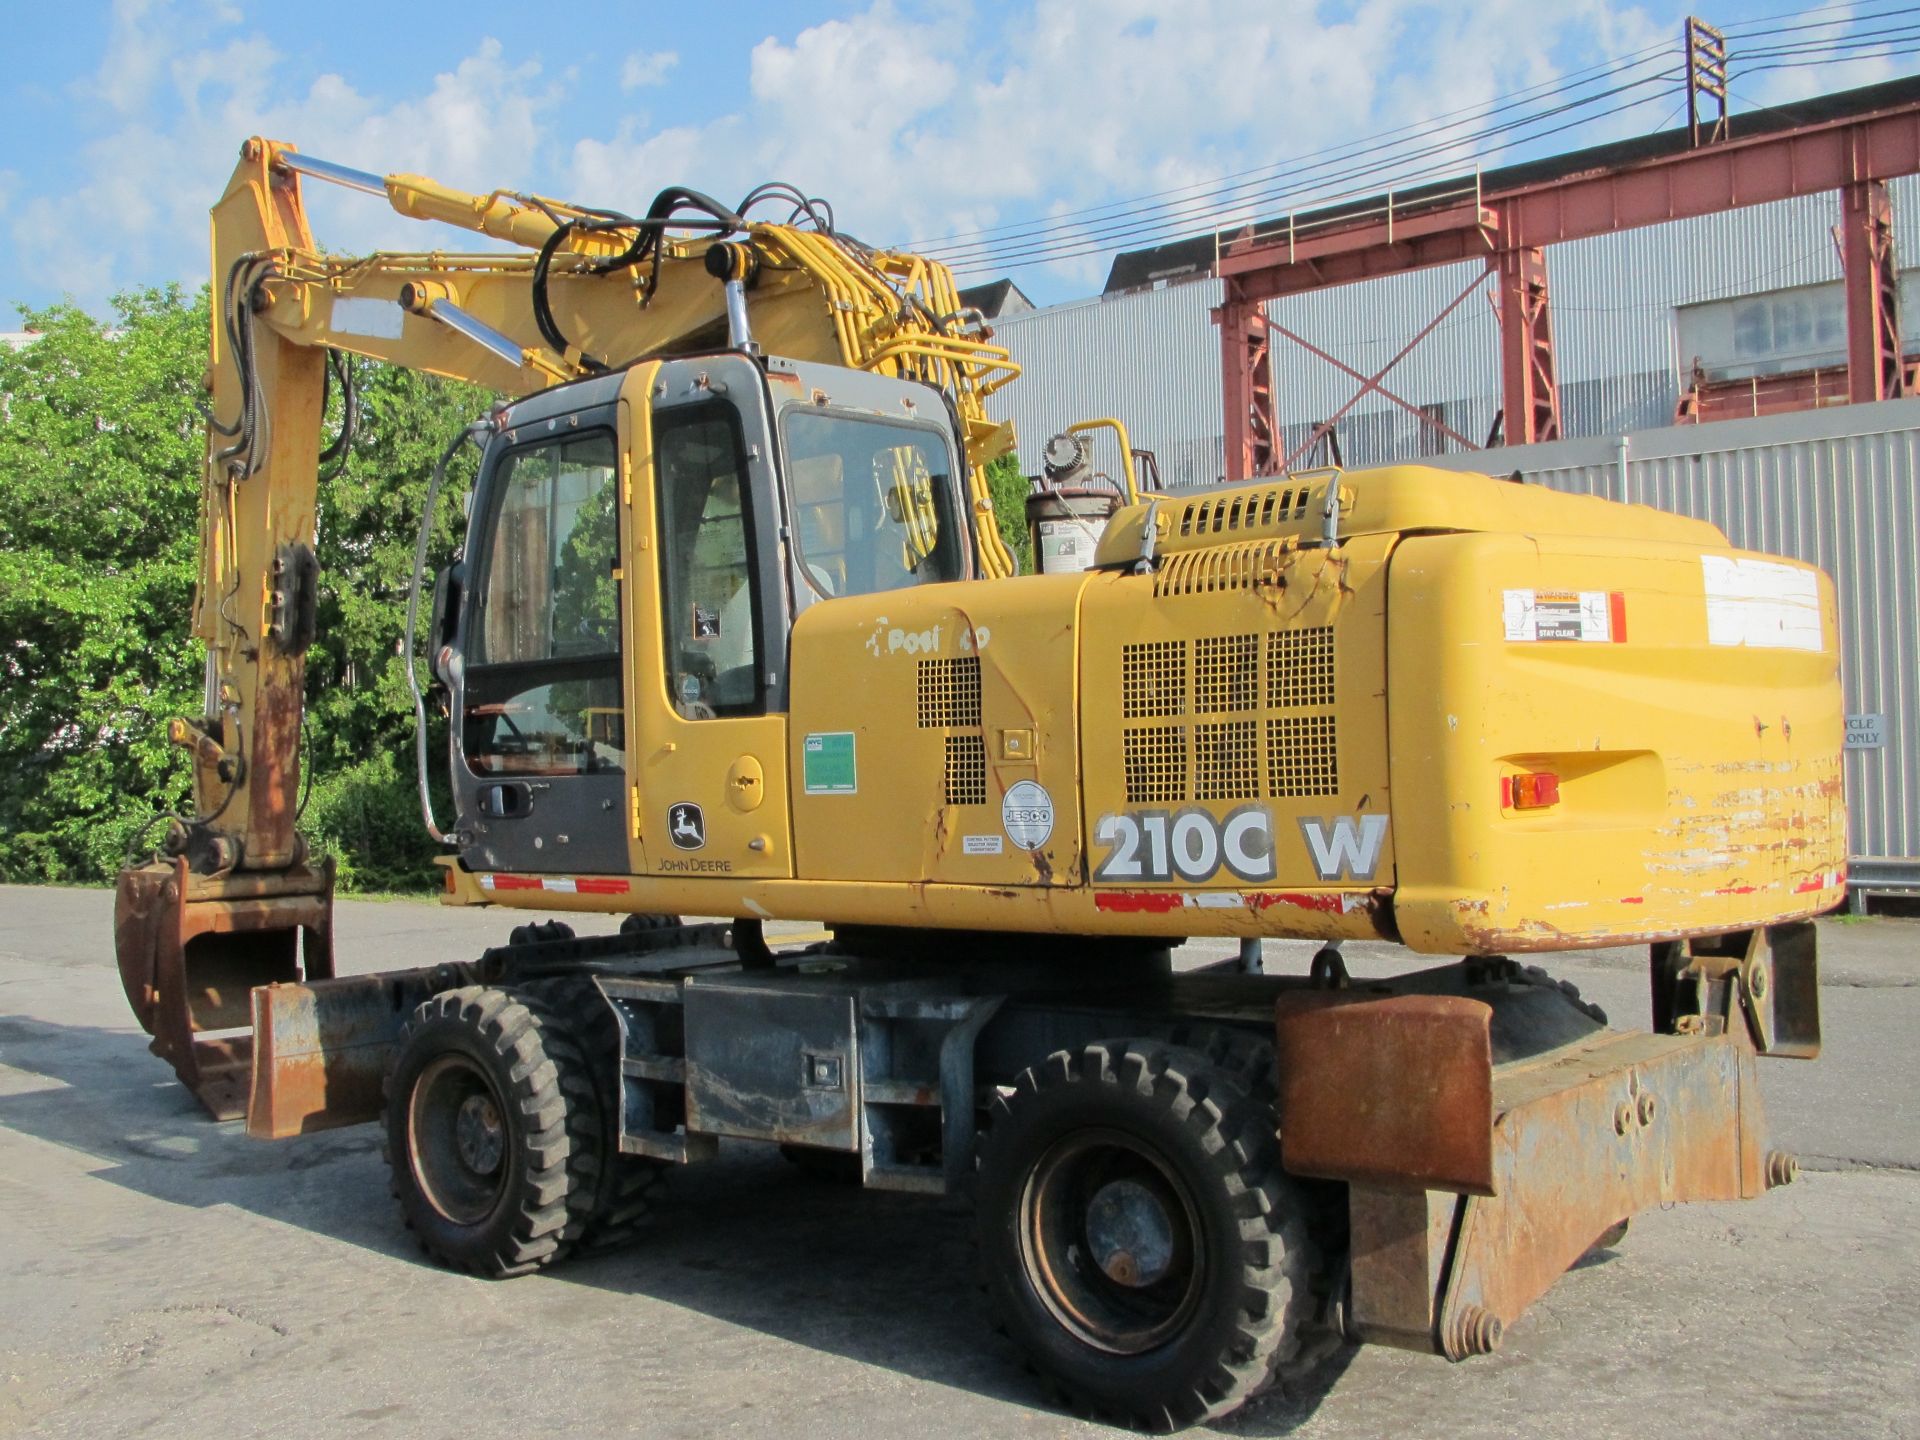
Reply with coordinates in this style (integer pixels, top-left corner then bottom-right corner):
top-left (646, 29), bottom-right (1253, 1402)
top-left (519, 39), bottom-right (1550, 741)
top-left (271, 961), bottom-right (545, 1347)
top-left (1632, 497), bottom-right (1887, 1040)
top-left (114, 855), bottom-right (336, 1119)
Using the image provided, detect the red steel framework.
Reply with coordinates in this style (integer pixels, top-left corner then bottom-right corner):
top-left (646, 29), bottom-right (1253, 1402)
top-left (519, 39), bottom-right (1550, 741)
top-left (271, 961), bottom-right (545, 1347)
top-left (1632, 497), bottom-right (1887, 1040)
top-left (1211, 84), bottom-right (1920, 480)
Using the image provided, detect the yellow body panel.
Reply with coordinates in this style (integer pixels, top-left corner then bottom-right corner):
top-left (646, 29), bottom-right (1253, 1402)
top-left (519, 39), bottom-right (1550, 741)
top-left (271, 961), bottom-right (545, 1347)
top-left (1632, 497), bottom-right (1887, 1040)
top-left (787, 576), bottom-right (1086, 888)
top-left (1387, 530), bottom-right (1847, 951)
top-left (618, 373), bottom-right (794, 881)
top-left (447, 462), bottom-right (1847, 954)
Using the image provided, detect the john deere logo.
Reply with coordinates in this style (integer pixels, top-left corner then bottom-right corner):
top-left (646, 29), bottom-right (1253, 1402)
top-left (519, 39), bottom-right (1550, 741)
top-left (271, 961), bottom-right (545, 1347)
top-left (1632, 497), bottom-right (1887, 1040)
top-left (668, 803), bottom-right (706, 851)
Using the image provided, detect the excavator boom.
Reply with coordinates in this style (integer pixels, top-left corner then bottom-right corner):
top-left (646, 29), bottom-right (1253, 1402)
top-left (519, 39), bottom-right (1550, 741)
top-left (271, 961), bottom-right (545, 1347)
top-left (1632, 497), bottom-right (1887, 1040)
top-left (117, 137), bottom-right (1021, 1115)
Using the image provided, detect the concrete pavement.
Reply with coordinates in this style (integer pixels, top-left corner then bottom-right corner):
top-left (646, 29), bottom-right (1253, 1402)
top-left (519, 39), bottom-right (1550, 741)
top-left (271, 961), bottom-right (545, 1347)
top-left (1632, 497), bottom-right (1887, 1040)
top-left (1, 884), bottom-right (1914, 1438)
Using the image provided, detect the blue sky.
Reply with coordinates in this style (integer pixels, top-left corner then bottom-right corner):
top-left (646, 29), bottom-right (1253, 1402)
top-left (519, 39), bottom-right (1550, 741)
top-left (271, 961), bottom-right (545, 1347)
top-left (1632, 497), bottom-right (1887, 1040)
top-left (1, 1), bottom-right (1911, 318)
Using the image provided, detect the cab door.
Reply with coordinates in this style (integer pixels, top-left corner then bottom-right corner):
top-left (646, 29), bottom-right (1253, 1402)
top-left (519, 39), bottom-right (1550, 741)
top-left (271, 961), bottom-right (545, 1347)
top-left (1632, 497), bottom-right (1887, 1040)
top-left (622, 357), bottom-right (793, 879)
top-left (452, 389), bottom-right (629, 877)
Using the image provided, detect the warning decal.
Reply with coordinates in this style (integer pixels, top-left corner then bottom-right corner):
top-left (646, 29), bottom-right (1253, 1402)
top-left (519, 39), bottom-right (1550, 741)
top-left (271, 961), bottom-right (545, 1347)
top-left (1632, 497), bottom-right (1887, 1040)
top-left (1502, 589), bottom-right (1625, 643)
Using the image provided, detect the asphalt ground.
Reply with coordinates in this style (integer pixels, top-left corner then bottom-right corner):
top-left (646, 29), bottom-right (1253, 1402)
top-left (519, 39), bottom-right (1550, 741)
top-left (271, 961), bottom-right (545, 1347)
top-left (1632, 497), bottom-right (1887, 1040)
top-left (0, 884), bottom-right (1915, 1438)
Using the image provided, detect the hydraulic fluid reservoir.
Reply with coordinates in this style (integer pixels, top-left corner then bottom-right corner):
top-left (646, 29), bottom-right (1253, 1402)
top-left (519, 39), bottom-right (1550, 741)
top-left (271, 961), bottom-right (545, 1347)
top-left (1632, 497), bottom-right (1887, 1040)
top-left (1027, 431), bottom-right (1123, 574)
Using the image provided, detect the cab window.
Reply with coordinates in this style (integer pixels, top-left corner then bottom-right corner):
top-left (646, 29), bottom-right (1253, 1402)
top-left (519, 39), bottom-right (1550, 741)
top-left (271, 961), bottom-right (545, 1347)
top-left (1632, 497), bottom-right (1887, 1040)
top-left (656, 404), bottom-right (762, 720)
top-left (782, 411), bottom-right (964, 599)
top-left (463, 431), bottom-right (623, 775)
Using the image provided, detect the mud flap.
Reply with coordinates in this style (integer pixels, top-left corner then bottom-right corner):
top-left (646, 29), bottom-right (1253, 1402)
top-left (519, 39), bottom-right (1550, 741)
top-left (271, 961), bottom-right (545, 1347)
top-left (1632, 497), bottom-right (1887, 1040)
top-left (115, 856), bottom-right (335, 1119)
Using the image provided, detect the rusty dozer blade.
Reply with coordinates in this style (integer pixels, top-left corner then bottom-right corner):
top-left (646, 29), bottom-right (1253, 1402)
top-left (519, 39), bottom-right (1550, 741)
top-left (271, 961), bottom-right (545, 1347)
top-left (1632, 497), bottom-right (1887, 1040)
top-left (115, 855), bottom-right (335, 1120)
top-left (247, 969), bottom-right (440, 1138)
top-left (1275, 986), bottom-right (1785, 1359)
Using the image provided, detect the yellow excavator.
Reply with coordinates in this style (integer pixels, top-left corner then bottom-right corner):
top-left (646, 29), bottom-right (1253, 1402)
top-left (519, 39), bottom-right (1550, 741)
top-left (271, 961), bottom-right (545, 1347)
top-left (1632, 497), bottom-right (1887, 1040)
top-left (114, 137), bottom-right (1843, 1429)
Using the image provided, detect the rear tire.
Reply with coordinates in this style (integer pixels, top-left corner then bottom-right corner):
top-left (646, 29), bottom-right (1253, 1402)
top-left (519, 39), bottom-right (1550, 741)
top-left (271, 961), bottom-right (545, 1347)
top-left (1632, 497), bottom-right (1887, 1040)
top-left (522, 974), bottom-right (668, 1251)
top-left (383, 986), bottom-right (599, 1277)
top-left (974, 1040), bottom-right (1314, 1431)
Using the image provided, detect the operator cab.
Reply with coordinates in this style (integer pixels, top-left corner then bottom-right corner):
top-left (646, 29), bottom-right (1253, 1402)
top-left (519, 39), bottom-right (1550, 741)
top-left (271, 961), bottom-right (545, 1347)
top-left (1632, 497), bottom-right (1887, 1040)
top-left (433, 353), bottom-right (972, 880)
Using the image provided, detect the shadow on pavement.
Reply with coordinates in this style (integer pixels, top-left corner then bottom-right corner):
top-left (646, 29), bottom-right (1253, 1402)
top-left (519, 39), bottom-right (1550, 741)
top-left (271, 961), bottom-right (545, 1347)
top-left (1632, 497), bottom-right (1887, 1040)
top-left (0, 1012), bottom-right (1352, 1433)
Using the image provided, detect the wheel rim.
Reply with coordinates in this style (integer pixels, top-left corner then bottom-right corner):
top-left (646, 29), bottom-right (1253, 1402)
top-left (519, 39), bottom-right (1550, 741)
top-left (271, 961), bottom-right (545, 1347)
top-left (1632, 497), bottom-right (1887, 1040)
top-left (1018, 1127), bottom-right (1205, 1355)
top-left (408, 1053), bottom-right (511, 1226)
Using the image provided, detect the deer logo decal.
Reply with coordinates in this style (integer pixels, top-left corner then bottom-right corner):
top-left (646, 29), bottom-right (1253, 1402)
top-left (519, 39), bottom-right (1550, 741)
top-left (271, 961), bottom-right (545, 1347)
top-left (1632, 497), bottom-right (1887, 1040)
top-left (668, 802), bottom-right (706, 851)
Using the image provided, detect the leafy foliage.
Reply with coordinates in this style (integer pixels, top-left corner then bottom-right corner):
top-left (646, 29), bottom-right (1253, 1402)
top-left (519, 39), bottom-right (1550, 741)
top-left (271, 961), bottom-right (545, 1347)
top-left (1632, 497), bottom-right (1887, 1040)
top-left (0, 287), bottom-right (486, 889)
top-left (984, 452), bottom-right (1032, 574)
top-left (0, 289), bottom-right (206, 881)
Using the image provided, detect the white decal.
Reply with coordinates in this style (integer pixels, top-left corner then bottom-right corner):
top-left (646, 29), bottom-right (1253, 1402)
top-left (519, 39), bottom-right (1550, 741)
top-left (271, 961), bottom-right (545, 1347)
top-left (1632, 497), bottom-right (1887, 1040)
top-left (330, 296), bottom-right (406, 341)
top-left (1095, 805), bottom-right (1275, 884)
top-left (863, 617), bottom-right (989, 658)
top-left (1221, 806), bottom-right (1275, 880)
top-left (1503, 589), bottom-right (1616, 642)
top-left (1297, 815), bottom-right (1390, 882)
top-left (1701, 556), bottom-right (1822, 652)
top-left (1002, 780), bottom-right (1055, 849)
top-left (962, 834), bottom-right (1004, 855)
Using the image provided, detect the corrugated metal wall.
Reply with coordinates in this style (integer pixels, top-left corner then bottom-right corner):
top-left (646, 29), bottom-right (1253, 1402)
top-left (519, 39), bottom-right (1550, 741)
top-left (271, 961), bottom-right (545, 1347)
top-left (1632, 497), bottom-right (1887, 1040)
top-left (1413, 399), bottom-right (1920, 880)
top-left (985, 280), bottom-right (1227, 489)
top-left (984, 176), bottom-right (1920, 487)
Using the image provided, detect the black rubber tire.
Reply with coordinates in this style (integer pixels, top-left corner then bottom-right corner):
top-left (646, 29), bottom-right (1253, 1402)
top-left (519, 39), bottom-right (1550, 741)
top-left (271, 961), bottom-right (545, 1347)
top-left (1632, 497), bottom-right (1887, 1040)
top-left (508, 919), bottom-right (576, 947)
top-left (383, 985), bottom-right (599, 1278)
top-left (521, 974), bottom-right (667, 1251)
top-left (620, 912), bottom-right (682, 934)
top-left (974, 1040), bottom-right (1314, 1431)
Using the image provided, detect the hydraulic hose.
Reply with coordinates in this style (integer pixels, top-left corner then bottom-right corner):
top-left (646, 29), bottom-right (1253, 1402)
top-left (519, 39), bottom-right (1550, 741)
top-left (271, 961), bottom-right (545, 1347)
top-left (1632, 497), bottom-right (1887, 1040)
top-left (405, 421), bottom-right (489, 845)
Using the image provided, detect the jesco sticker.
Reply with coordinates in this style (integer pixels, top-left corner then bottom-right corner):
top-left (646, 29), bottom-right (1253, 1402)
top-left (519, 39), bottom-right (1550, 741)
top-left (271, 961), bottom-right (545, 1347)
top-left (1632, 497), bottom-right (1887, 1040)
top-left (1001, 781), bottom-right (1054, 849)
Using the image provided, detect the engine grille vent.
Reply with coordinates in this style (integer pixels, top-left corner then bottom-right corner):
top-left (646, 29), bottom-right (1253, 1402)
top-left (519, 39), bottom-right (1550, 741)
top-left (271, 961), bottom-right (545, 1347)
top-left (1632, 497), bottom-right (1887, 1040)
top-left (1118, 625), bottom-right (1338, 803)
top-left (1196, 720), bottom-right (1260, 800)
top-left (1123, 726), bottom-right (1188, 803)
top-left (1195, 634), bottom-right (1259, 714)
top-left (1267, 715), bottom-right (1339, 797)
top-left (1176, 485), bottom-right (1310, 540)
top-left (1122, 640), bottom-right (1187, 718)
top-left (917, 656), bottom-right (981, 727)
top-left (1153, 541), bottom-right (1288, 599)
top-left (1268, 627), bottom-right (1335, 709)
top-left (944, 734), bottom-right (988, 805)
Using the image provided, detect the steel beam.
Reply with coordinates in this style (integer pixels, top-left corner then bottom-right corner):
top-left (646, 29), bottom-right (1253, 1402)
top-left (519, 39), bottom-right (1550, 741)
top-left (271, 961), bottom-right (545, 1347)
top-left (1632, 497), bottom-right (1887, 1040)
top-left (1493, 247), bottom-right (1562, 446)
top-left (1214, 284), bottom-right (1276, 480)
top-left (1842, 180), bottom-right (1907, 404)
top-left (1218, 103), bottom-right (1920, 303)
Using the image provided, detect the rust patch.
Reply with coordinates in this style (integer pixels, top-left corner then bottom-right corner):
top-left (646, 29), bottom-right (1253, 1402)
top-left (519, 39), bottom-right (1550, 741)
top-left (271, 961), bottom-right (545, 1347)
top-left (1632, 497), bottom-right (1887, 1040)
top-left (1276, 992), bottom-right (1496, 1195)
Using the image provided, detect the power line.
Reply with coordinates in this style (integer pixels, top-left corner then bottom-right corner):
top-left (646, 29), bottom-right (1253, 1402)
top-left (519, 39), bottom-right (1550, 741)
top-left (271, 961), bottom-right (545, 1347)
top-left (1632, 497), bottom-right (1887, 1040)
top-left (942, 49), bottom-right (1917, 276)
top-left (904, 37), bottom-right (1680, 251)
top-left (933, 77), bottom-right (1678, 271)
top-left (903, 12), bottom-right (1919, 280)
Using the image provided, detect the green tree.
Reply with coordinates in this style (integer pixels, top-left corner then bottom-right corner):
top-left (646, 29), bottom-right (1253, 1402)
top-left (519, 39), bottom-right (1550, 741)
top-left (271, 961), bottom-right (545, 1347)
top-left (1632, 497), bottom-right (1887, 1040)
top-left (985, 452), bottom-right (1032, 574)
top-left (0, 287), bottom-right (490, 890)
top-left (0, 289), bottom-right (206, 881)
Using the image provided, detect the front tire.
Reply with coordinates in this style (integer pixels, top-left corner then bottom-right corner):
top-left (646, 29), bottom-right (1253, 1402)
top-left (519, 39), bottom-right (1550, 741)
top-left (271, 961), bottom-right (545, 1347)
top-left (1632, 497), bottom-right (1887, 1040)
top-left (974, 1040), bottom-right (1314, 1431)
top-left (383, 986), bottom-right (599, 1277)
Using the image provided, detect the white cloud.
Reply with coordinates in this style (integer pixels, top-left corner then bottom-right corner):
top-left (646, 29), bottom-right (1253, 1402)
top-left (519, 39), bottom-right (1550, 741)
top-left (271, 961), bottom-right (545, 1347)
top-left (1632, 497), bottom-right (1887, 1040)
top-left (620, 49), bottom-right (679, 90)
top-left (27, 0), bottom-right (1861, 312)
top-left (560, 0), bottom-right (1684, 290)
top-left (14, 6), bottom-right (559, 308)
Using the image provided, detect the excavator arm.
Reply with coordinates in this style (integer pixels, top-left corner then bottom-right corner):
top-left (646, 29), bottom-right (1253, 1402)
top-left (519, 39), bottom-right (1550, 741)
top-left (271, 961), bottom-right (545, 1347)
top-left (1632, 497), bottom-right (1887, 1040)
top-left (116, 136), bottom-right (1022, 1116)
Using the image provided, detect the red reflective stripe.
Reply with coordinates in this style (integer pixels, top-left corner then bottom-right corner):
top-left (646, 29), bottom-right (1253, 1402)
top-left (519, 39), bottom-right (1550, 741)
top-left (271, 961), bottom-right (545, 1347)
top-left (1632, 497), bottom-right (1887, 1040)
top-left (1092, 890), bottom-right (1187, 914)
top-left (575, 877), bottom-right (631, 895)
top-left (1609, 590), bottom-right (1627, 641)
top-left (490, 874), bottom-right (543, 891)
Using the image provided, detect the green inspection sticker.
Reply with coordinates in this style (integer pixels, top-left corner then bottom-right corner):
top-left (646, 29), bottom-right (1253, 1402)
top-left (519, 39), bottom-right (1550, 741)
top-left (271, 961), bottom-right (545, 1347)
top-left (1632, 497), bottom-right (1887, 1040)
top-left (802, 731), bottom-right (857, 795)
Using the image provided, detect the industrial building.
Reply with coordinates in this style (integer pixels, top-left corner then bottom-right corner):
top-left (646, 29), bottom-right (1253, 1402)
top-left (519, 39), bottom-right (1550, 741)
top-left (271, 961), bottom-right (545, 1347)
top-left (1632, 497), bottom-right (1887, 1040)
top-left (979, 75), bottom-right (1920, 900)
